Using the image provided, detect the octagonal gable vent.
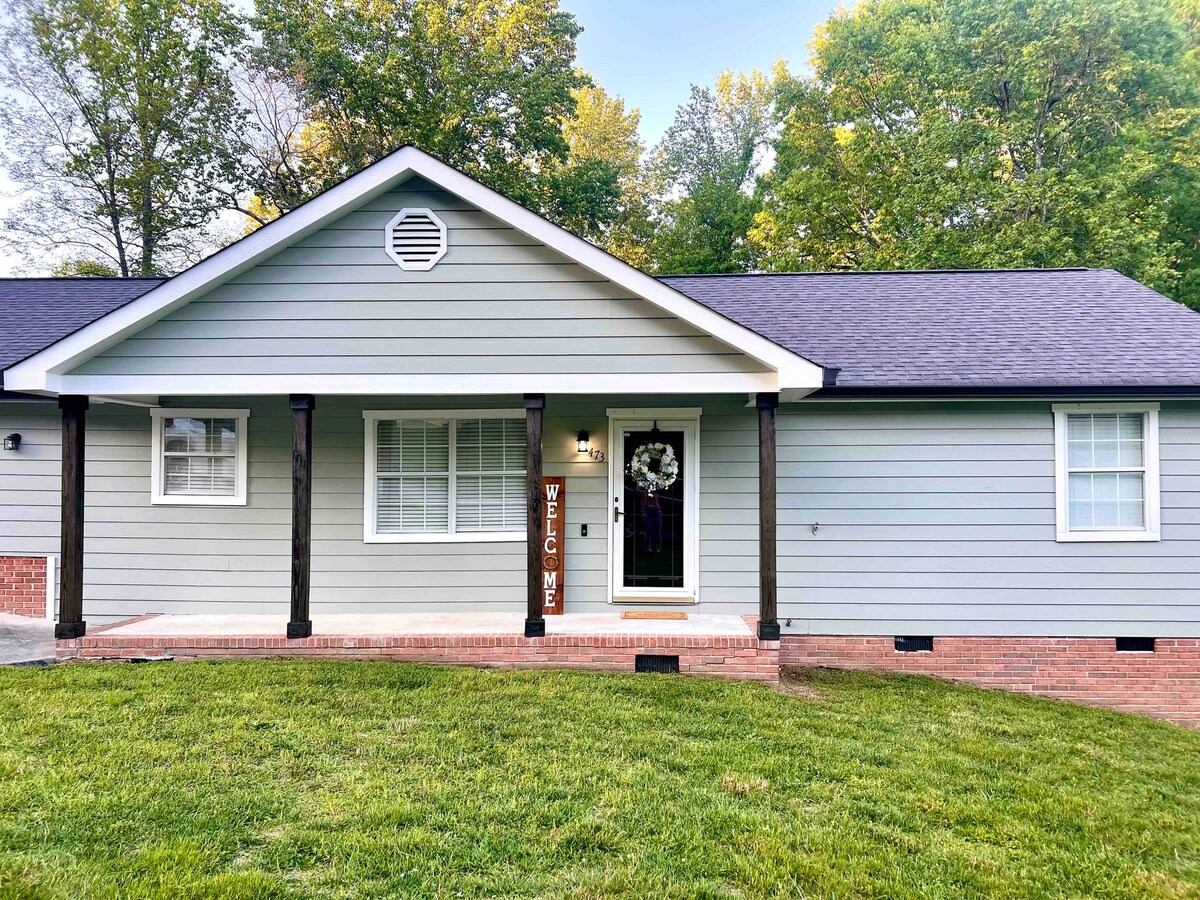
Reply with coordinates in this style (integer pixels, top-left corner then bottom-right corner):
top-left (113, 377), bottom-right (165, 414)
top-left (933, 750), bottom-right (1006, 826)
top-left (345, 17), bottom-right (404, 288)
top-left (385, 207), bottom-right (447, 271)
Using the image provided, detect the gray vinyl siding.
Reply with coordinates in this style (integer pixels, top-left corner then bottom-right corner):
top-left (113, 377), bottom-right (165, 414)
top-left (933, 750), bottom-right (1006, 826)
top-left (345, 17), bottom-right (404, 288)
top-left (9, 396), bottom-right (1196, 633)
top-left (778, 401), bottom-right (1200, 637)
top-left (70, 177), bottom-right (767, 381)
top-left (0, 401), bottom-right (60, 559)
top-left (0, 395), bottom-right (756, 622)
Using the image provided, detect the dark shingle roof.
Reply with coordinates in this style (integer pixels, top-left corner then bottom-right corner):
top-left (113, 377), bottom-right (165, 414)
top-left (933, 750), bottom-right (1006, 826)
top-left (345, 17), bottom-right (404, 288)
top-left (0, 278), bottom-right (163, 385)
top-left (660, 268), bottom-right (1200, 389)
top-left (4, 269), bottom-right (1200, 392)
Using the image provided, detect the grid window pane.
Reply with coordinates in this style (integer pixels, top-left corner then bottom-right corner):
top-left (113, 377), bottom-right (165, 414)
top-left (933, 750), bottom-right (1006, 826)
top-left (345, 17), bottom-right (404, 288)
top-left (373, 415), bottom-right (525, 535)
top-left (164, 455), bottom-right (236, 496)
top-left (164, 417), bottom-right (237, 454)
top-left (376, 419), bottom-right (449, 474)
top-left (375, 419), bottom-right (450, 533)
top-left (161, 417), bottom-right (238, 497)
top-left (376, 475), bottom-right (450, 533)
top-left (1067, 471), bottom-right (1145, 531)
top-left (455, 418), bottom-right (525, 532)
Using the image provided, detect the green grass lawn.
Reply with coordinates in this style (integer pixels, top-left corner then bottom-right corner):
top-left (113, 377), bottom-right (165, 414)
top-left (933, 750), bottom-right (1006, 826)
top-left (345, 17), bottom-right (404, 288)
top-left (0, 663), bottom-right (1198, 899)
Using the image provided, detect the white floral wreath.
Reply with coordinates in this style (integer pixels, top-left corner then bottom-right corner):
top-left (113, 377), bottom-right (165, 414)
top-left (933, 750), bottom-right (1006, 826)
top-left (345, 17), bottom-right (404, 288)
top-left (629, 442), bottom-right (679, 494)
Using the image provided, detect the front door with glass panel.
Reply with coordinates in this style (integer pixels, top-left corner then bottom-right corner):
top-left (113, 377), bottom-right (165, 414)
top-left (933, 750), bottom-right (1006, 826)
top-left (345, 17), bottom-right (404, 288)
top-left (610, 414), bottom-right (698, 602)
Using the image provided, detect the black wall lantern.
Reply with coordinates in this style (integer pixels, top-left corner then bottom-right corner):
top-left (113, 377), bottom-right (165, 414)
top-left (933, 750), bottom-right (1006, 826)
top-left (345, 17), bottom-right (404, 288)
top-left (576, 429), bottom-right (604, 462)
top-left (3, 433), bottom-right (20, 452)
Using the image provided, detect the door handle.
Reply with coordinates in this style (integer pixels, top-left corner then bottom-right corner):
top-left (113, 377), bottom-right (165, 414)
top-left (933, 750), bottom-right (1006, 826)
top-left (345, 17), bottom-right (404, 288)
top-left (613, 497), bottom-right (623, 522)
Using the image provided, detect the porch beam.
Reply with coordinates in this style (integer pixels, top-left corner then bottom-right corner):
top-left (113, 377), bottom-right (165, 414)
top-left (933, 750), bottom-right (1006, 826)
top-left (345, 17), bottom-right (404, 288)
top-left (757, 392), bottom-right (780, 641)
top-left (524, 393), bottom-right (545, 638)
top-left (288, 394), bottom-right (315, 639)
top-left (56, 395), bottom-right (87, 639)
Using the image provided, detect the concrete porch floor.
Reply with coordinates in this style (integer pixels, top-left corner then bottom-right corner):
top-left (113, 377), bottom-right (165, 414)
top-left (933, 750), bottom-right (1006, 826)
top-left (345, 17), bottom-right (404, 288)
top-left (57, 612), bottom-right (779, 681)
top-left (95, 612), bottom-right (755, 638)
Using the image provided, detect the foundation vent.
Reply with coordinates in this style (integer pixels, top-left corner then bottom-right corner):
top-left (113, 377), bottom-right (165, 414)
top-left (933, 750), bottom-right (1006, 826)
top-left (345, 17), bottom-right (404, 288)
top-left (385, 207), bottom-right (447, 271)
top-left (1116, 637), bottom-right (1155, 653)
top-left (894, 636), bottom-right (934, 653)
top-left (635, 654), bottom-right (680, 674)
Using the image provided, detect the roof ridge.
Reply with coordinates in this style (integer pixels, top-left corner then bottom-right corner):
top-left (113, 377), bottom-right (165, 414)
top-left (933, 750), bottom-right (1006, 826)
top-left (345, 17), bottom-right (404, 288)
top-left (658, 267), bottom-right (1097, 278)
top-left (0, 276), bottom-right (167, 282)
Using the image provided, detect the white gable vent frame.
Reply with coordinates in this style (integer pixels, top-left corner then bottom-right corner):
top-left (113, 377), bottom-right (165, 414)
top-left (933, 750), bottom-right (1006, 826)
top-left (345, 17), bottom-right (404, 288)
top-left (385, 207), bottom-right (448, 271)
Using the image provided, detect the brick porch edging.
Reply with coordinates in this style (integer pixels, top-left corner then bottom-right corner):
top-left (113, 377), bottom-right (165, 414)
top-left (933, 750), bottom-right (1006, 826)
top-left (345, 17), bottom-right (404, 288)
top-left (781, 635), bottom-right (1200, 726)
top-left (0, 555), bottom-right (48, 618)
top-left (58, 625), bottom-right (781, 683)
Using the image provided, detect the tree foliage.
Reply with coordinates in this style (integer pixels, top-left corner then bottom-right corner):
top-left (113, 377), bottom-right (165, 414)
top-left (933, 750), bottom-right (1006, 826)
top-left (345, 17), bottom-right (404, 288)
top-left (0, 0), bottom-right (247, 276)
top-left (750, 0), bottom-right (1200, 302)
top-left (251, 0), bottom-right (588, 217)
top-left (648, 65), bottom-right (787, 274)
top-left (550, 82), bottom-right (653, 265)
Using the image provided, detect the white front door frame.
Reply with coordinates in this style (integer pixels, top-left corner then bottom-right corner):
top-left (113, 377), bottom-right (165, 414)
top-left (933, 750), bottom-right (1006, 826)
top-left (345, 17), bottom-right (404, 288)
top-left (606, 408), bottom-right (702, 604)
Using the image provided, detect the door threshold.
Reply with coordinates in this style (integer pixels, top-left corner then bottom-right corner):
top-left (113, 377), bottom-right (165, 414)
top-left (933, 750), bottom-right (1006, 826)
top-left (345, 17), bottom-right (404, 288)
top-left (611, 596), bottom-right (696, 605)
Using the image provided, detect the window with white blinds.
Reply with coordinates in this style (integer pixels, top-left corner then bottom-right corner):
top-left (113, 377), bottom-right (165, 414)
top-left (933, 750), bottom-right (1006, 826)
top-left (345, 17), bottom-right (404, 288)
top-left (150, 409), bottom-right (249, 505)
top-left (364, 410), bottom-right (526, 541)
top-left (1053, 404), bottom-right (1160, 542)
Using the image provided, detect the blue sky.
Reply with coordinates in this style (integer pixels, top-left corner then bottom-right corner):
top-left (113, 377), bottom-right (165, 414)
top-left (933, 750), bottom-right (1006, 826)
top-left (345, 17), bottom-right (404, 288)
top-left (566, 0), bottom-right (839, 143)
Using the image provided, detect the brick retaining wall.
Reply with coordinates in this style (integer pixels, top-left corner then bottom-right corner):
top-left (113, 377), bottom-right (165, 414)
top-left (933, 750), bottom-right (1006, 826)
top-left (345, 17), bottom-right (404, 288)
top-left (58, 627), bottom-right (782, 683)
top-left (0, 556), bottom-right (47, 618)
top-left (781, 635), bottom-right (1200, 726)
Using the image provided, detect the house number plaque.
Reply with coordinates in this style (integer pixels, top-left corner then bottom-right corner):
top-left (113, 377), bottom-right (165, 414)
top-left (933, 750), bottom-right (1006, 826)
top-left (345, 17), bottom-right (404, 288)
top-left (541, 476), bottom-right (565, 615)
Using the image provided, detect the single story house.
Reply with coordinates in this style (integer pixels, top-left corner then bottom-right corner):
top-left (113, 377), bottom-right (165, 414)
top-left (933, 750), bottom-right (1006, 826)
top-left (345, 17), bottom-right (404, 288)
top-left (1, 147), bottom-right (1198, 722)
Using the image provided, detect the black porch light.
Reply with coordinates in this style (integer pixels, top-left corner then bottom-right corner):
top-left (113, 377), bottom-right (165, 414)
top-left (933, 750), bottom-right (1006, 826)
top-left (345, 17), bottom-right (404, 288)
top-left (3, 433), bottom-right (20, 452)
top-left (576, 429), bottom-right (589, 453)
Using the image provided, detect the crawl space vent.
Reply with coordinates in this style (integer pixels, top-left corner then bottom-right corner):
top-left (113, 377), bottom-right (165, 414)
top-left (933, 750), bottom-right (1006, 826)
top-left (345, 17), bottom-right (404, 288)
top-left (1116, 637), bottom-right (1156, 653)
top-left (385, 207), bottom-right (447, 271)
top-left (894, 636), bottom-right (934, 652)
top-left (635, 654), bottom-right (680, 674)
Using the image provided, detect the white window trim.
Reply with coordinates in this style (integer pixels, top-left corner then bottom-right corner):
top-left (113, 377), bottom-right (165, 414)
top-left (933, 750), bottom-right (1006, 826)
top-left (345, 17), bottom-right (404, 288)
top-left (149, 408), bottom-right (249, 506)
top-left (363, 408), bottom-right (526, 544)
top-left (1053, 402), bottom-right (1160, 543)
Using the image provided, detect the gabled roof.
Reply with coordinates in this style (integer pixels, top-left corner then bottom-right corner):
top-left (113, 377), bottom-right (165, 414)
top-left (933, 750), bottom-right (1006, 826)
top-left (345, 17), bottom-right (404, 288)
top-left (0, 278), bottom-right (163, 388)
top-left (4, 267), bottom-right (1200, 395)
top-left (662, 268), bottom-right (1200, 391)
top-left (2, 145), bottom-right (823, 395)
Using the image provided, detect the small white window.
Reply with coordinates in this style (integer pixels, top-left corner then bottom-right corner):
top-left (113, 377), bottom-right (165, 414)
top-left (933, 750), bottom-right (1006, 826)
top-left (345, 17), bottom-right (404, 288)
top-left (363, 410), bottom-right (525, 543)
top-left (150, 409), bottom-right (249, 506)
top-left (1053, 403), bottom-right (1159, 542)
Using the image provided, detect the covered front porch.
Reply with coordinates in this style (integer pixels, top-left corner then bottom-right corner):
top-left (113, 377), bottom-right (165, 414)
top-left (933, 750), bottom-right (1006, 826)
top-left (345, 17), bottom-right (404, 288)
top-left (47, 390), bottom-right (785, 680)
top-left (56, 611), bottom-right (781, 680)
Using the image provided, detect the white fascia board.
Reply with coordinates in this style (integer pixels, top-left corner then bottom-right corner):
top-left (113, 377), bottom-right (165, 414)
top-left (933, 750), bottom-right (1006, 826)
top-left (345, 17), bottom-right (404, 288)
top-left (40, 371), bottom-right (781, 396)
top-left (4, 146), bottom-right (822, 393)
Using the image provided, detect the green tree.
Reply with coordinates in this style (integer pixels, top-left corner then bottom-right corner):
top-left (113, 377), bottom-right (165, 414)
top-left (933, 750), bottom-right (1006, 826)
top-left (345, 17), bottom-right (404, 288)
top-left (548, 82), bottom-right (653, 265)
top-left (648, 65), bottom-right (788, 274)
top-left (50, 259), bottom-right (118, 277)
top-left (0, 0), bottom-right (248, 276)
top-left (252, 0), bottom-right (588, 217)
top-left (750, 0), bottom-right (1200, 302)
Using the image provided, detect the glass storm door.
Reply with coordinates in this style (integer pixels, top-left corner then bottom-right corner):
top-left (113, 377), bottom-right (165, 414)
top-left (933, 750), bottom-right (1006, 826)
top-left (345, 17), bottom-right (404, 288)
top-left (610, 415), bottom-right (698, 602)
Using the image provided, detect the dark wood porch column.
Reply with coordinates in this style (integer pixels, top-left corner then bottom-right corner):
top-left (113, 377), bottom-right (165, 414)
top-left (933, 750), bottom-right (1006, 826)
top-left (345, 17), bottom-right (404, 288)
top-left (757, 392), bottom-right (780, 640)
top-left (288, 395), bottom-right (315, 639)
top-left (56, 395), bottom-right (87, 639)
top-left (524, 393), bottom-right (545, 638)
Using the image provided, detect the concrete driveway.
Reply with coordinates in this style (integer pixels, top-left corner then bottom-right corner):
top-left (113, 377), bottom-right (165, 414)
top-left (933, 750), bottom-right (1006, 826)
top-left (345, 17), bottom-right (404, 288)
top-left (0, 613), bottom-right (55, 665)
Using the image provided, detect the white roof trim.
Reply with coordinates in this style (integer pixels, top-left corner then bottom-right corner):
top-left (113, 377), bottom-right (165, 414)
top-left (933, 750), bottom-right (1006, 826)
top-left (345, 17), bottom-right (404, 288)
top-left (3, 146), bottom-right (823, 393)
top-left (25, 371), bottom-right (782, 396)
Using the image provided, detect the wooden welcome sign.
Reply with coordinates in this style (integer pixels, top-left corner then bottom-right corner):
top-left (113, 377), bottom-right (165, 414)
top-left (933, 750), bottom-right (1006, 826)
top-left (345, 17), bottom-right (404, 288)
top-left (541, 476), bottom-right (565, 615)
